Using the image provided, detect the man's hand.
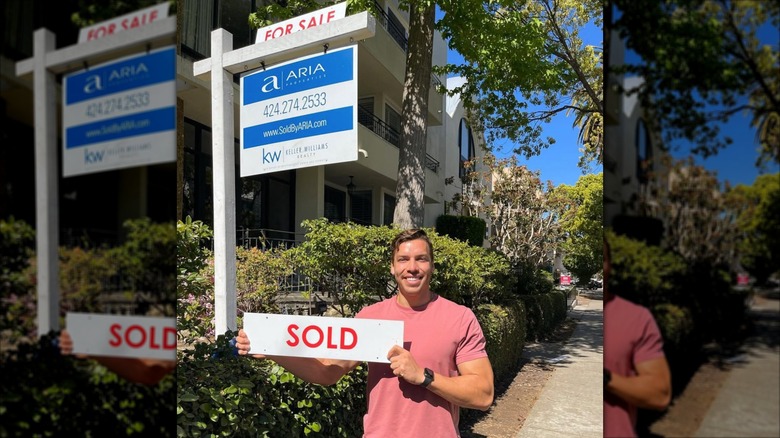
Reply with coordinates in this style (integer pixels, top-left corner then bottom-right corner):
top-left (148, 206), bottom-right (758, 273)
top-left (59, 329), bottom-right (87, 359)
top-left (387, 344), bottom-right (424, 385)
top-left (235, 329), bottom-right (266, 359)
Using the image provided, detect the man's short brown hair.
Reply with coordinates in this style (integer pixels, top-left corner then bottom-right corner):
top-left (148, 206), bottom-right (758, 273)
top-left (391, 229), bottom-right (434, 264)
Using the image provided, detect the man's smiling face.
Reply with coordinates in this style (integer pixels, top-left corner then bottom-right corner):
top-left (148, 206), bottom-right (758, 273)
top-left (391, 238), bottom-right (433, 298)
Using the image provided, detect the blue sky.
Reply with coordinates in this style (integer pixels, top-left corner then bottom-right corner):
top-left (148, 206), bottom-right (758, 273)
top-left (620, 12), bottom-right (779, 188)
top-left (443, 16), bottom-right (603, 188)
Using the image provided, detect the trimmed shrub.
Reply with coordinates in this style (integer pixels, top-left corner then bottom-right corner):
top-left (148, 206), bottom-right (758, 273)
top-left (435, 215), bottom-right (486, 247)
top-left (519, 290), bottom-right (569, 341)
top-left (177, 332), bottom-right (366, 437)
top-left (651, 303), bottom-right (695, 354)
top-left (475, 301), bottom-right (527, 383)
top-left (290, 219), bottom-right (513, 314)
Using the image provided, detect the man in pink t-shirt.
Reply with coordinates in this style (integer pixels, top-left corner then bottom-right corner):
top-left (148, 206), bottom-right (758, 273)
top-left (603, 238), bottom-right (671, 437)
top-left (236, 229), bottom-right (494, 437)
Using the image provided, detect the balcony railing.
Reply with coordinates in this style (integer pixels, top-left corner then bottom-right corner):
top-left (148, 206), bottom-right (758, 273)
top-left (358, 106), bottom-right (440, 173)
top-left (371, 1), bottom-right (408, 51)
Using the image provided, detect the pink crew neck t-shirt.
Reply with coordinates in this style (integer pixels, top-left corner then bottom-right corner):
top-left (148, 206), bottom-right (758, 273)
top-left (355, 294), bottom-right (488, 437)
top-left (604, 295), bottom-right (666, 438)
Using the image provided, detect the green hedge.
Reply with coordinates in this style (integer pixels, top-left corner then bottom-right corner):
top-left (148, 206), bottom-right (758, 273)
top-left (0, 332), bottom-right (176, 437)
top-left (519, 290), bottom-right (569, 342)
top-left (435, 215), bottom-right (486, 247)
top-left (177, 332), bottom-right (366, 437)
top-left (475, 301), bottom-right (527, 383)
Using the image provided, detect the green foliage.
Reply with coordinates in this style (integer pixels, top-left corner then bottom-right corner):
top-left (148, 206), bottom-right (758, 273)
top-left (518, 290), bottom-right (569, 341)
top-left (71, 0), bottom-right (177, 27)
top-left (0, 331), bottom-right (175, 437)
top-left (110, 218), bottom-right (177, 313)
top-left (557, 173), bottom-right (603, 285)
top-left (177, 331), bottom-right (366, 437)
top-left (0, 217), bottom-right (35, 294)
top-left (435, 214), bottom-right (486, 247)
top-left (606, 231), bottom-right (687, 308)
top-left (289, 220), bottom-right (399, 316)
top-left (729, 173), bottom-right (780, 284)
top-left (290, 219), bottom-right (513, 314)
top-left (177, 218), bottom-right (214, 343)
top-left (610, 0), bottom-right (779, 164)
top-left (439, 0), bottom-right (603, 168)
top-left (475, 301), bottom-right (527, 383)
top-left (651, 303), bottom-right (695, 355)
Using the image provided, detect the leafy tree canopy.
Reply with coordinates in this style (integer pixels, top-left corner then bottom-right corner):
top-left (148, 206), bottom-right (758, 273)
top-left (555, 172), bottom-right (603, 283)
top-left (438, 0), bottom-right (603, 170)
top-left (609, 0), bottom-right (779, 168)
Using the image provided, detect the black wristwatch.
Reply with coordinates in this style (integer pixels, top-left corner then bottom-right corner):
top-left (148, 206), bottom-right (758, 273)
top-left (421, 368), bottom-right (434, 388)
top-left (604, 368), bottom-right (611, 388)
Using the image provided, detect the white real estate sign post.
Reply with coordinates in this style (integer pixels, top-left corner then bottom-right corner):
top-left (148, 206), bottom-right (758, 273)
top-left (15, 17), bottom-right (175, 335)
top-left (244, 313), bottom-right (403, 363)
top-left (66, 312), bottom-right (176, 360)
top-left (192, 12), bottom-right (375, 336)
top-left (62, 46), bottom-right (176, 177)
top-left (240, 45), bottom-right (357, 176)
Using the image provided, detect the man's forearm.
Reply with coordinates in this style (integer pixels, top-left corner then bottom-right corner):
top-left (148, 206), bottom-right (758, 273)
top-left (427, 372), bottom-right (494, 411)
top-left (606, 372), bottom-right (671, 411)
top-left (263, 355), bottom-right (353, 386)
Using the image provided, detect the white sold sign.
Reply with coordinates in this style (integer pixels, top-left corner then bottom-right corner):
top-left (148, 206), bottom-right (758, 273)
top-left (243, 313), bottom-right (403, 363)
top-left (62, 46), bottom-right (176, 177)
top-left (240, 45), bottom-right (358, 176)
top-left (66, 312), bottom-right (176, 360)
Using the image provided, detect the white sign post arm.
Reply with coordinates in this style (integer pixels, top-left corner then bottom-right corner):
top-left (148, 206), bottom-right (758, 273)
top-left (211, 29), bottom-right (238, 336)
top-left (33, 29), bottom-right (60, 334)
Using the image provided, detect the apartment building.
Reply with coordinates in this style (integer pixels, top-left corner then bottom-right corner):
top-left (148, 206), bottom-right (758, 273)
top-left (0, 0), bottom-right (176, 245)
top-left (177, 0), bottom-right (489, 244)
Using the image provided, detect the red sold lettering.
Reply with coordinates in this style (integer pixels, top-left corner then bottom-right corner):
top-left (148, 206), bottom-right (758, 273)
top-left (125, 324), bottom-right (146, 348)
top-left (340, 327), bottom-right (357, 350)
top-left (107, 323), bottom-right (176, 350)
top-left (109, 323), bottom-right (122, 347)
top-left (302, 325), bottom-right (324, 348)
top-left (287, 323), bottom-right (300, 346)
top-left (286, 324), bottom-right (359, 350)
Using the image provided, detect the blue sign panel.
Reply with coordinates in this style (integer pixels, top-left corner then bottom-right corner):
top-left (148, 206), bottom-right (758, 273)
top-left (62, 46), bottom-right (176, 177)
top-left (240, 45), bottom-right (358, 176)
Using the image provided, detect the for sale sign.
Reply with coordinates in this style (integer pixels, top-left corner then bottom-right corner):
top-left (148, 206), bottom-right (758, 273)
top-left (62, 46), bottom-right (176, 177)
top-left (560, 275), bottom-right (572, 286)
top-left (243, 313), bottom-right (403, 363)
top-left (66, 312), bottom-right (176, 360)
top-left (255, 2), bottom-right (346, 43)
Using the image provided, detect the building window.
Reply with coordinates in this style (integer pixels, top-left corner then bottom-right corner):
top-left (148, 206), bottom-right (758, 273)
top-left (636, 119), bottom-right (652, 183)
top-left (324, 185), bottom-right (346, 223)
top-left (386, 7), bottom-right (408, 51)
top-left (181, 0), bottom-right (255, 60)
top-left (459, 118), bottom-right (475, 179)
top-left (183, 117), bottom-right (294, 233)
top-left (350, 190), bottom-right (372, 225)
top-left (385, 104), bottom-right (401, 137)
top-left (383, 193), bottom-right (396, 225)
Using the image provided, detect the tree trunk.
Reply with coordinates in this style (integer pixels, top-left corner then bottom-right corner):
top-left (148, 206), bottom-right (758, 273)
top-left (393, 1), bottom-right (435, 229)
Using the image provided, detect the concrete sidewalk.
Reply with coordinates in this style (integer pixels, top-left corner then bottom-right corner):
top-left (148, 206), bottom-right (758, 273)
top-left (517, 292), bottom-right (604, 438)
top-left (694, 294), bottom-right (780, 437)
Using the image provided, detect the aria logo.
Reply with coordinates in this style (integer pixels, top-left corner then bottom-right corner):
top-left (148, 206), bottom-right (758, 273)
top-left (82, 62), bottom-right (150, 94)
top-left (260, 63), bottom-right (325, 93)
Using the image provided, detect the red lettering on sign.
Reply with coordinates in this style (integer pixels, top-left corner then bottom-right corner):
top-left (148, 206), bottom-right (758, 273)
top-left (109, 323), bottom-right (122, 346)
top-left (107, 323), bottom-right (176, 350)
top-left (287, 323), bottom-right (300, 346)
top-left (302, 325), bottom-right (324, 348)
top-left (126, 324), bottom-right (146, 348)
top-left (286, 324), bottom-right (360, 350)
top-left (340, 327), bottom-right (357, 350)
